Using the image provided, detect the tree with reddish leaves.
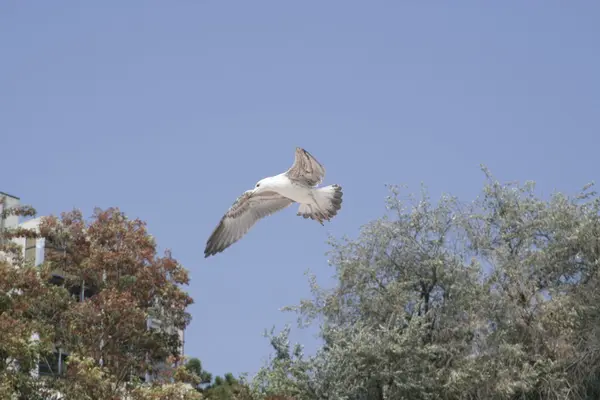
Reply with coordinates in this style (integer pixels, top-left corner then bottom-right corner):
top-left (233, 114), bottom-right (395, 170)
top-left (39, 207), bottom-right (194, 396)
top-left (1, 201), bottom-right (199, 399)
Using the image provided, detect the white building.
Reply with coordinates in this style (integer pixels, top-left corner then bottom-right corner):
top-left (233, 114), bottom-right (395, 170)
top-left (0, 191), bottom-right (20, 228)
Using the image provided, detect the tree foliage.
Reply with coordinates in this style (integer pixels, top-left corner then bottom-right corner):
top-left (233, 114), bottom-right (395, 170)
top-left (0, 203), bottom-right (198, 399)
top-left (250, 169), bottom-right (600, 400)
top-left (0, 199), bottom-right (59, 399)
top-left (181, 357), bottom-right (254, 400)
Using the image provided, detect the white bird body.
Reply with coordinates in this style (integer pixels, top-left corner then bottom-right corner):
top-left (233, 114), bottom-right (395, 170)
top-left (204, 147), bottom-right (343, 258)
top-left (256, 174), bottom-right (315, 204)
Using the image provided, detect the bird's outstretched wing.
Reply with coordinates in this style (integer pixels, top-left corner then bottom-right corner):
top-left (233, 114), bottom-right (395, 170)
top-left (204, 190), bottom-right (294, 257)
top-left (284, 147), bottom-right (326, 187)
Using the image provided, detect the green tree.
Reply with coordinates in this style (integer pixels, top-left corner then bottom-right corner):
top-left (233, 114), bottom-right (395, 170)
top-left (184, 357), bottom-right (213, 389)
top-left (0, 198), bottom-right (63, 399)
top-left (251, 169), bottom-right (600, 400)
top-left (204, 372), bottom-right (252, 400)
top-left (181, 356), bottom-right (253, 400)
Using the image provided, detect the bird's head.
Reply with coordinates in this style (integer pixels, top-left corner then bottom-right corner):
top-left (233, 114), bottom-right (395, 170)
top-left (253, 177), bottom-right (274, 193)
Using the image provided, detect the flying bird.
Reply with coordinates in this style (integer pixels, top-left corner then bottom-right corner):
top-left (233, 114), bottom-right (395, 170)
top-left (204, 147), bottom-right (343, 258)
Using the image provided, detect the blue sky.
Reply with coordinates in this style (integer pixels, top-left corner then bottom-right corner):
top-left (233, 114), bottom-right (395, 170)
top-left (2, 2), bottom-right (599, 379)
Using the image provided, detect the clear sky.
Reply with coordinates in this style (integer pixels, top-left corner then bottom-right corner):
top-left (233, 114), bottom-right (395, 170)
top-left (2, 2), bottom-right (599, 379)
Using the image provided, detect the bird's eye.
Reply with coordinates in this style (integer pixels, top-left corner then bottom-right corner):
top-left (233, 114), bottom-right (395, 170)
top-left (256, 183), bottom-right (260, 187)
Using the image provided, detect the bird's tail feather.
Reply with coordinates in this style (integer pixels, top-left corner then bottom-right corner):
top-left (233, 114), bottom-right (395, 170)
top-left (297, 184), bottom-right (343, 225)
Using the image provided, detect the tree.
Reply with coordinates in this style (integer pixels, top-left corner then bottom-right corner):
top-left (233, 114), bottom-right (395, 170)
top-left (250, 169), bottom-right (600, 400)
top-left (181, 357), bottom-right (253, 400)
top-left (0, 203), bottom-right (199, 399)
top-left (0, 198), bottom-right (63, 399)
top-left (184, 357), bottom-right (213, 389)
top-left (203, 372), bottom-right (251, 400)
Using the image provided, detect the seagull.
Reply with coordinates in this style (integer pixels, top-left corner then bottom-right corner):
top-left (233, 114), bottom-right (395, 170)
top-left (204, 147), bottom-right (343, 258)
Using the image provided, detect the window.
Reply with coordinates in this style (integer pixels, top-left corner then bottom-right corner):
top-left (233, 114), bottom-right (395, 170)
top-left (69, 283), bottom-right (97, 302)
top-left (38, 350), bottom-right (68, 376)
top-left (48, 274), bottom-right (65, 286)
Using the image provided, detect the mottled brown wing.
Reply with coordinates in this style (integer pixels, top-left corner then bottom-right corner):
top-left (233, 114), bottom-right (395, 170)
top-left (284, 147), bottom-right (326, 187)
top-left (204, 190), bottom-right (294, 257)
